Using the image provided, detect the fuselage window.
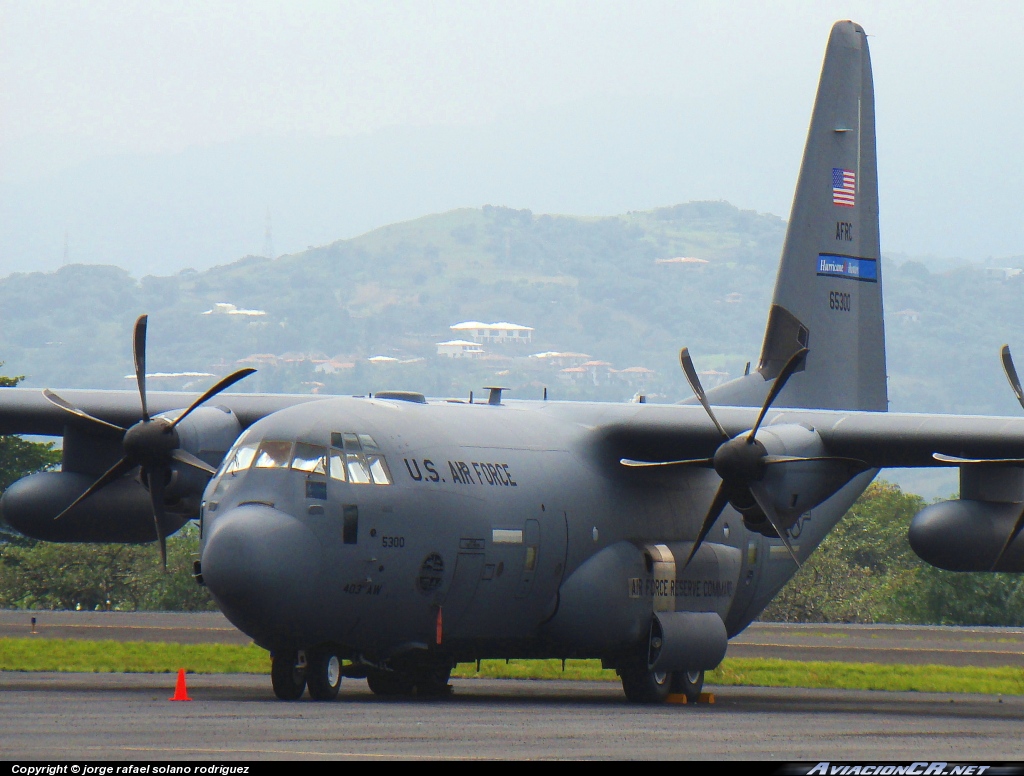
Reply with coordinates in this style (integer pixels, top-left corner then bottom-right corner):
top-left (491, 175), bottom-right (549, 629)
top-left (291, 443), bottom-right (327, 474)
top-left (253, 440), bottom-right (293, 469)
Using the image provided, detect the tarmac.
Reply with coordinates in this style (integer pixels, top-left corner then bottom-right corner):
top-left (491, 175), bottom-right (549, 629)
top-left (2, 673), bottom-right (1022, 760)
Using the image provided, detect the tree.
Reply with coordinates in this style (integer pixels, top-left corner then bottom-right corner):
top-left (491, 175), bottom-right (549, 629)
top-left (763, 480), bottom-right (1024, 626)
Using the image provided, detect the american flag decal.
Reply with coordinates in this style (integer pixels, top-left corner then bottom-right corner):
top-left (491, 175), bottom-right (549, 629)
top-left (832, 168), bottom-right (856, 207)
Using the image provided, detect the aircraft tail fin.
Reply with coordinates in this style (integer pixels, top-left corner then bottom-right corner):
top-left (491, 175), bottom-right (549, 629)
top-left (710, 20), bottom-right (887, 412)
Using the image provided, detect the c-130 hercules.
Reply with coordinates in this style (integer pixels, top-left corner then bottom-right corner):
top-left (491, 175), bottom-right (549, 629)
top-left (2, 21), bottom-right (1022, 703)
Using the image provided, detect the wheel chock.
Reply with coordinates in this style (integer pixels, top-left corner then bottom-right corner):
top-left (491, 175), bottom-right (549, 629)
top-left (666, 692), bottom-right (715, 705)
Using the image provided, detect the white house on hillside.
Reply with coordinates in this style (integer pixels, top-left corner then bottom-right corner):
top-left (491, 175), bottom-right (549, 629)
top-left (450, 321), bottom-right (534, 344)
top-left (437, 339), bottom-right (485, 358)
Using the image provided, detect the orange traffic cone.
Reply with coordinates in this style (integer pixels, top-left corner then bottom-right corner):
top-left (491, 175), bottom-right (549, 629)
top-left (169, 668), bottom-right (192, 701)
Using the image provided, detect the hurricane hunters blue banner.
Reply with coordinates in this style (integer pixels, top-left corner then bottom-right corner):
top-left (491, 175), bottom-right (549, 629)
top-left (816, 253), bottom-right (878, 282)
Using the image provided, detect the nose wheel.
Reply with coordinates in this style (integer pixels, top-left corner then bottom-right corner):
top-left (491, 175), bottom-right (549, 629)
top-left (306, 648), bottom-right (343, 701)
top-left (271, 651), bottom-right (306, 701)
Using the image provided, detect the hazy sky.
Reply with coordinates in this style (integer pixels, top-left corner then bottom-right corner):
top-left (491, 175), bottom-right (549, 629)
top-left (1, 1), bottom-right (1022, 274)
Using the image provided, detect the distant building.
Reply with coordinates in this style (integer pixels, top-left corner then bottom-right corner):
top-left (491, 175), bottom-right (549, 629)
top-left (450, 321), bottom-right (534, 344)
top-left (202, 302), bottom-right (267, 316)
top-left (985, 268), bottom-right (1023, 281)
top-left (437, 340), bottom-right (485, 358)
top-left (892, 309), bottom-right (921, 324)
top-left (314, 359), bottom-right (356, 374)
top-left (528, 351), bottom-right (591, 367)
top-left (655, 257), bottom-right (709, 265)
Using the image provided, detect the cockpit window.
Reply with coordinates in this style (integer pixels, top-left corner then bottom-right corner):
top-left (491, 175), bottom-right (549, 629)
top-left (328, 432), bottom-right (392, 486)
top-left (329, 450), bottom-right (347, 482)
top-left (222, 442), bottom-right (258, 477)
top-left (291, 443), bottom-right (327, 474)
top-left (346, 452), bottom-right (372, 484)
top-left (366, 454), bottom-right (392, 485)
top-left (253, 440), bottom-right (293, 469)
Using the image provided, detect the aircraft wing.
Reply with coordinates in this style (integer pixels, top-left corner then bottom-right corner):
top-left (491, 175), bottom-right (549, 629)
top-left (585, 403), bottom-right (1024, 469)
top-left (0, 387), bottom-right (326, 436)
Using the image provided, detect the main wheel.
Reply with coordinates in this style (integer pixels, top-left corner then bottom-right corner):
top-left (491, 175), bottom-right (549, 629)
top-left (367, 670), bottom-right (415, 696)
top-left (670, 669), bottom-right (704, 703)
top-left (271, 651), bottom-right (306, 701)
top-left (619, 659), bottom-right (672, 704)
top-left (306, 649), bottom-right (342, 701)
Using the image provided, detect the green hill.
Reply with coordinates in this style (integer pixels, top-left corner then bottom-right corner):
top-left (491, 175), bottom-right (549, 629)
top-left (0, 201), bottom-right (1021, 413)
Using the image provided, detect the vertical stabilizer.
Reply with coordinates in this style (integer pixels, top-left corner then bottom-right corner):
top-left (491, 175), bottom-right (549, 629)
top-left (711, 21), bottom-right (887, 412)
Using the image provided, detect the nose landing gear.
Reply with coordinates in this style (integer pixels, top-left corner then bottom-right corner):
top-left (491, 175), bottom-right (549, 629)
top-left (306, 648), bottom-right (343, 700)
top-left (271, 647), bottom-right (343, 701)
top-left (271, 651), bottom-right (306, 701)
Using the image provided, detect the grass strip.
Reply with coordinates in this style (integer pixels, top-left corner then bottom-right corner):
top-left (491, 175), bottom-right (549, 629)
top-left (0, 637), bottom-right (270, 674)
top-left (3, 639), bottom-right (1024, 696)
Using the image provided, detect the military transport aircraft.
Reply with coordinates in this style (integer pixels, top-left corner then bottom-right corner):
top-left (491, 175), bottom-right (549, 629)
top-left (2, 20), bottom-right (1023, 704)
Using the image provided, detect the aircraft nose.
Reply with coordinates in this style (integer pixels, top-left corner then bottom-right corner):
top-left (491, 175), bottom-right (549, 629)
top-left (202, 504), bottom-right (321, 642)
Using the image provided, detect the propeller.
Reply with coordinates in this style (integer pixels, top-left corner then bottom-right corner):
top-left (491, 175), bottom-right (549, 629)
top-left (44, 314), bottom-right (255, 568)
top-left (623, 347), bottom-right (868, 569)
top-left (933, 344), bottom-right (1024, 569)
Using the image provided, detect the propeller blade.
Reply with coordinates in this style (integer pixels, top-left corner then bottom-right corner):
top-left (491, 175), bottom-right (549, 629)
top-left (764, 454), bottom-right (870, 469)
top-left (170, 448), bottom-right (217, 476)
top-left (679, 348), bottom-right (730, 441)
top-left (1001, 345), bottom-right (1024, 411)
top-left (133, 315), bottom-right (149, 422)
top-left (53, 457), bottom-right (135, 521)
top-left (146, 468), bottom-right (169, 570)
top-left (169, 368), bottom-right (257, 430)
top-left (749, 481), bottom-right (801, 567)
top-left (681, 482), bottom-right (731, 569)
top-left (992, 501), bottom-right (1024, 571)
top-left (42, 389), bottom-right (126, 435)
top-left (747, 347), bottom-right (809, 443)
top-left (933, 453), bottom-right (1024, 466)
top-left (620, 457), bottom-right (714, 468)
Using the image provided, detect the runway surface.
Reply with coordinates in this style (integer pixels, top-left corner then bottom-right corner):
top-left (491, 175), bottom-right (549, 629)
top-left (2, 672), bottom-right (1023, 760)
top-left (4, 610), bottom-right (1024, 667)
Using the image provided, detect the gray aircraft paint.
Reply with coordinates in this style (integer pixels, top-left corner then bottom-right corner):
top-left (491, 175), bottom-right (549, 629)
top-left (710, 21), bottom-right (886, 413)
top-left (4, 21), bottom-right (1024, 701)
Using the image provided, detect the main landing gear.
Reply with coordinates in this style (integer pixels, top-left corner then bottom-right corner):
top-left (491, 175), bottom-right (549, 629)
top-left (618, 656), bottom-right (705, 704)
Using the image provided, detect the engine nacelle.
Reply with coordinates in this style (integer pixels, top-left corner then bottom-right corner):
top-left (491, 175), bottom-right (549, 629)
top-left (157, 405), bottom-right (242, 509)
top-left (909, 499), bottom-right (1024, 572)
top-left (1, 405), bottom-right (241, 543)
top-left (0, 471), bottom-right (189, 542)
top-left (744, 424), bottom-right (866, 536)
